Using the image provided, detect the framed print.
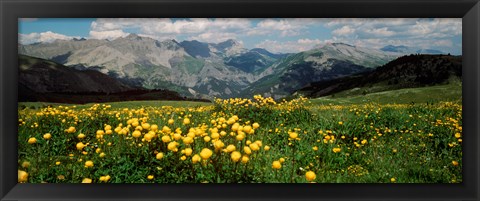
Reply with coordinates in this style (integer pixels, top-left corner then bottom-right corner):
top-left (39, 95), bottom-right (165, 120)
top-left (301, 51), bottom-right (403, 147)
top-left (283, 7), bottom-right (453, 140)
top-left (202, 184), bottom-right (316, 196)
top-left (1, 0), bottom-right (479, 200)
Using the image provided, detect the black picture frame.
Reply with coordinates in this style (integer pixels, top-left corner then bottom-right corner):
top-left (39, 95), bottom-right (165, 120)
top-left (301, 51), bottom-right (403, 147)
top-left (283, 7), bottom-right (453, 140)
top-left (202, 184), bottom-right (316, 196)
top-left (1, 0), bottom-right (479, 200)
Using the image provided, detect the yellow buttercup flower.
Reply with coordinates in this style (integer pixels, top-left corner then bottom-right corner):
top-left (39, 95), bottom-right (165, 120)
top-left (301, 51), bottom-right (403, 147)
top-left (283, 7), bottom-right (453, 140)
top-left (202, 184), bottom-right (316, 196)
top-left (305, 171), bottom-right (316, 181)
top-left (156, 152), bottom-right (164, 160)
top-left (225, 144), bottom-right (236, 152)
top-left (272, 161), bottom-right (281, 169)
top-left (167, 142), bottom-right (179, 152)
top-left (132, 130), bottom-right (142, 138)
top-left (241, 155), bottom-right (249, 164)
top-left (27, 137), bottom-right (37, 144)
top-left (252, 122), bottom-right (260, 129)
top-left (184, 148), bottom-right (193, 156)
top-left (192, 154), bottom-right (201, 164)
top-left (96, 130), bottom-right (105, 135)
top-left (289, 132), bottom-right (298, 140)
top-left (21, 161), bottom-right (30, 168)
top-left (142, 123), bottom-right (151, 130)
top-left (76, 142), bottom-right (86, 150)
top-left (183, 136), bottom-right (194, 144)
top-left (82, 178), bottom-right (92, 183)
top-left (214, 140), bottom-right (225, 150)
top-left (243, 125), bottom-right (252, 133)
top-left (144, 132), bottom-right (155, 142)
top-left (65, 126), bottom-right (76, 133)
top-left (244, 146), bottom-right (252, 155)
top-left (249, 143), bottom-right (259, 151)
top-left (43, 133), bottom-right (52, 140)
top-left (231, 151), bottom-right (242, 162)
top-left (452, 160), bottom-right (459, 166)
top-left (200, 148), bottom-right (213, 160)
top-left (332, 147), bottom-right (341, 153)
top-left (84, 160), bottom-right (94, 168)
top-left (390, 177), bottom-right (396, 183)
top-left (235, 134), bottom-right (245, 141)
top-left (18, 170), bottom-right (28, 182)
top-left (147, 175), bottom-right (154, 180)
top-left (162, 135), bottom-right (171, 143)
top-left (183, 118), bottom-right (191, 125)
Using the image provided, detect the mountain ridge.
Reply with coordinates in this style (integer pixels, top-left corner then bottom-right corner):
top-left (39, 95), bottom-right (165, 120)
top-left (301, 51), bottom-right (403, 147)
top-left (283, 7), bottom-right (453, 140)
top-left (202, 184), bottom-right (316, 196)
top-left (19, 35), bottom-right (415, 99)
top-left (295, 54), bottom-right (461, 98)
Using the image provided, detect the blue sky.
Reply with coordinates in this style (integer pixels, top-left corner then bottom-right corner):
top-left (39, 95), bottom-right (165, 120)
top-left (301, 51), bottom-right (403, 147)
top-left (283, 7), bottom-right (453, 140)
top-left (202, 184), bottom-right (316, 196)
top-left (19, 18), bottom-right (462, 55)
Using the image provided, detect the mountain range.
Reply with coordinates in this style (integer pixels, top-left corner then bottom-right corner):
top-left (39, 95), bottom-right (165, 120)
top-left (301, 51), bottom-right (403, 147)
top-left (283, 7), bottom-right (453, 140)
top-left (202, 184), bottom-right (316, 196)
top-left (18, 54), bottom-right (195, 103)
top-left (381, 45), bottom-right (445, 54)
top-left (19, 34), bottom-right (445, 100)
top-left (296, 54), bottom-right (461, 98)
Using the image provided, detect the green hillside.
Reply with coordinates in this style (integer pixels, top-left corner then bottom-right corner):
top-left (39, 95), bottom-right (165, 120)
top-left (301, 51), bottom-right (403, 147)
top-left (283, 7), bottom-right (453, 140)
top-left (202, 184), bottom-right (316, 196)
top-left (309, 83), bottom-right (462, 105)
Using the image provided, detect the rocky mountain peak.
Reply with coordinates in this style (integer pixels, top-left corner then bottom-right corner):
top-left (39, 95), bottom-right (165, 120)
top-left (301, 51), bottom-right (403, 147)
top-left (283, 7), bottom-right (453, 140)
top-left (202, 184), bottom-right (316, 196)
top-left (214, 39), bottom-right (243, 50)
top-left (125, 33), bottom-right (142, 40)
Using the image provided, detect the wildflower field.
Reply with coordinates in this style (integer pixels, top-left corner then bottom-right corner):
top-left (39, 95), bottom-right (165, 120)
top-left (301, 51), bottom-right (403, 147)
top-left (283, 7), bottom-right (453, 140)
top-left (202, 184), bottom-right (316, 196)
top-left (18, 95), bottom-right (462, 183)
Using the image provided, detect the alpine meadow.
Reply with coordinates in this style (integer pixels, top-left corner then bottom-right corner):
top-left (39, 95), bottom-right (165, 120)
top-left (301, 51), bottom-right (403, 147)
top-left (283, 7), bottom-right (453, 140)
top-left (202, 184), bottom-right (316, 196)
top-left (17, 18), bottom-right (463, 183)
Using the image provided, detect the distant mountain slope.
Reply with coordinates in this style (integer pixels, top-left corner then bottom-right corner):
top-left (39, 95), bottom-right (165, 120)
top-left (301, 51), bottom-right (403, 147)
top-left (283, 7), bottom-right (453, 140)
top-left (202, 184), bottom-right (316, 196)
top-left (179, 40), bottom-right (212, 58)
top-left (381, 45), bottom-right (444, 54)
top-left (19, 35), bottom-right (256, 99)
top-left (242, 43), bottom-right (401, 99)
top-left (224, 48), bottom-right (289, 73)
top-left (19, 54), bottom-right (134, 94)
top-left (296, 54), bottom-right (461, 98)
top-left (18, 54), bottom-right (196, 103)
top-left (19, 35), bottom-right (412, 99)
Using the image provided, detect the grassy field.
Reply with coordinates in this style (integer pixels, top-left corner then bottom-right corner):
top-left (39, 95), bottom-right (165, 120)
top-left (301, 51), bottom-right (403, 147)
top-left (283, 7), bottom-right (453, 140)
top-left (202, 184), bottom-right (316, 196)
top-left (310, 82), bottom-right (462, 105)
top-left (17, 85), bottom-right (462, 183)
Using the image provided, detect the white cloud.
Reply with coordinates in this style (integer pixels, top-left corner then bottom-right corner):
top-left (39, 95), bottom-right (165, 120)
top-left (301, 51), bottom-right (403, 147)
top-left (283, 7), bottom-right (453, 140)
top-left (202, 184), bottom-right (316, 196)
top-left (92, 18), bottom-right (250, 35)
top-left (323, 18), bottom-right (461, 53)
top-left (255, 38), bottom-right (326, 53)
top-left (433, 39), bottom-right (453, 47)
top-left (188, 32), bottom-right (239, 43)
top-left (332, 26), bottom-right (355, 36)
top-left (364, 27), bottom-right (395, 37)
top-left (297, 38), bottom-right (323, 45)
top-left (19, 31), bottom-right (77, 44)
top-left (247, 18), bottom-right (315, 37)
top-left (89, 29), bottom-right (129, 40)
top-left (90, 18), bottom-right (252, 41)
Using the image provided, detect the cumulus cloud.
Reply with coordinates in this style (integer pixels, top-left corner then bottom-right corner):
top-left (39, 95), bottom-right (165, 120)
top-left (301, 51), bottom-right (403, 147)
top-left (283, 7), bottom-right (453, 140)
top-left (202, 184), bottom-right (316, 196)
top-left (89, 18), bottom-right (252, 43)
top-left (89, 29), bottom-right (129, 40)
top-left (188, 32), bottom-right (240, 43)
top-left (255, 38), bottom-right (326, 53)
top-left (433, 39), bottom-right (453, 47)
top-left (332, 26), bottom-right (355, 36)
top-left (324, 18), bottom-right (461, 53)
top-left (19, 31), bottom-right (78, 44)
top-left (364, 27), bottom-right (395, 37)
top-left (247, 18), bottom-right (315, 37)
